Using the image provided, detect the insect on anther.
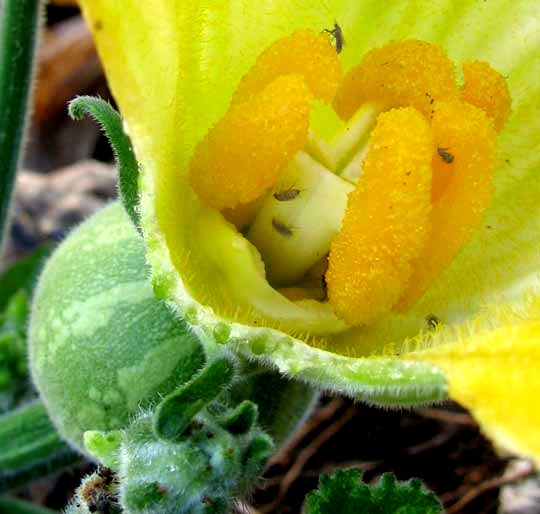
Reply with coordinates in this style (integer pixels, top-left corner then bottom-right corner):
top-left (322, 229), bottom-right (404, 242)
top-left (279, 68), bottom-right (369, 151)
top-left (437, 147), bottom-right (454, 164)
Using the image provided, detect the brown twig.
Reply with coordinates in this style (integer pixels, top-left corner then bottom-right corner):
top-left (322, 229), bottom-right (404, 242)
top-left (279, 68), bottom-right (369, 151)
top-left (234, 502), bottom-right (263, 514)
top-left (445, 460), bottom-right (536, 514)
top-left (266, 398), bottom-right (346, 469)
top-left (404, 425), bottom-right (460, 455)
top-left (299, 459), bottom-right (383, 478)
top-left (418, 408), bottom-right (476, 426)
top-left (260, 405), bottom-right (357, 513)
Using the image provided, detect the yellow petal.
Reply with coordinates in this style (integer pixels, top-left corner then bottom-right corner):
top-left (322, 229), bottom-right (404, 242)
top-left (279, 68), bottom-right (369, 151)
top-left (411, 322), bottom-right (540, 463)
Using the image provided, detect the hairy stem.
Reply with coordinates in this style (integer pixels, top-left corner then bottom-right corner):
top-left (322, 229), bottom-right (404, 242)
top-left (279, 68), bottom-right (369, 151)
top-left (0, 401), bottom-right (80, 493)
top-left (0, 0), bottom-right (42, 253)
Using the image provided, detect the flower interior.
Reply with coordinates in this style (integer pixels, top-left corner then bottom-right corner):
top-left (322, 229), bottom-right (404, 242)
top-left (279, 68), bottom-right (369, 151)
top-left (186, 32), bottom-right (510, 342)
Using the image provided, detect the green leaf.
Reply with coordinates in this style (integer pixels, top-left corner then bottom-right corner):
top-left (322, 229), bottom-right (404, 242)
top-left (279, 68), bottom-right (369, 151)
top-left (304, 469), bottom-right (443, 514)
top-left (0, 0), bottom-right (41, 251)
top-left (0, 496), bottom-right (57, 514)
top-left (0, 244), bottom-right (50, 314)
top-left (68, 96), bottom-right (140, 233)
top-left (153, 355), bottom-right (236, 442)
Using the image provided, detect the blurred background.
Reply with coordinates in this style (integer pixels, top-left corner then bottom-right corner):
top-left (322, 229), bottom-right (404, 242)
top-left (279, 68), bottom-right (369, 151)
top-left (2, 1), bottom-right (539, 512)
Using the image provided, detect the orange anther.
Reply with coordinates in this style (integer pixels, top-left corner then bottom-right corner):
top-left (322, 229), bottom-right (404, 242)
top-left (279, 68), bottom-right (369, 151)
top-left (334, 40), bottom-right (458, 120)
top-left (326, 107), bottom-right (433, 325)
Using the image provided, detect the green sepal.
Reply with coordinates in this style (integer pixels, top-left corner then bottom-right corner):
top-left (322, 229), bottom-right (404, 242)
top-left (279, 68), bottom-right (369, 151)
top-left (304, 469), bottom-right (443, 514)
top-left (119, 410), bottom-right (273, 514)
top-left (226, 370), bottom-right (316, 446)
top-left (83, 430), bottom-right (122, 471)
top-left (68, 96), bottom-right (140, 233)
top-left (217, 400), bottom-right (258, 435)
top-left (153, 355), bottom-right (236, 442)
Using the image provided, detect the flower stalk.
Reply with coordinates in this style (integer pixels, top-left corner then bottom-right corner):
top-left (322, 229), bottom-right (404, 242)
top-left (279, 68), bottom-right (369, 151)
top-left (0, 0), bottom-right (42, 253)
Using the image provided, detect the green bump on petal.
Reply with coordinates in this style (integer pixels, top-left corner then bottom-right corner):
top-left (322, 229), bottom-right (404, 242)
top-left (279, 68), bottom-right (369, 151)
top-left (29, 204), bottom-right (206, 451)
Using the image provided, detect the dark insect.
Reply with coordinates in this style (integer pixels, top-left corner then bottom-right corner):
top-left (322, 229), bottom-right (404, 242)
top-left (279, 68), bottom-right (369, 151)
top-left (272, 217), bottom-right (293, 237)
top-left (323, 22), bottom-right (344, 54)
top-left (425, 314), bottom-right (441, 330)
top-left (437, 147), bottom-right (454, 164)
top-left (273, 187), bottom-right (301, 201)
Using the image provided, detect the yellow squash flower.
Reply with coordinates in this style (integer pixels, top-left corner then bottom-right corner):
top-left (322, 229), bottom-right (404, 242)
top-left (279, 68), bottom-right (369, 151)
top-left (78, 0), bottom-right (540, 462)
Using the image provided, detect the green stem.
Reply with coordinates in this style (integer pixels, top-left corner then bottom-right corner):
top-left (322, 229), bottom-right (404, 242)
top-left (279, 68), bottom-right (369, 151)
top-left (0, 401), bottom-right (80, 493)
top-left (0, 0), bottom-right (42, 252)
top-left (0, 496), bottom-right (58, 514)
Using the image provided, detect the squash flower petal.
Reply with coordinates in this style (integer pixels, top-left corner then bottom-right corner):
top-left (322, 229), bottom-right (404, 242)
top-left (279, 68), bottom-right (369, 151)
top-left (78, 0), bottom-right (540, 463)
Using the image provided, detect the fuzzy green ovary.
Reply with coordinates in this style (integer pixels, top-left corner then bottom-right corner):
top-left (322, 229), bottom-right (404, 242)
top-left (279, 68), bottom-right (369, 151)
top-left (29, 204), bottom-right (206, 450)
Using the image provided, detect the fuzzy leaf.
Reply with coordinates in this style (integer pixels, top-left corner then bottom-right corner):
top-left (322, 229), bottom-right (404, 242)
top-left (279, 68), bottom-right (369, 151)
top-left (305, 469), bottom-right (442, 514)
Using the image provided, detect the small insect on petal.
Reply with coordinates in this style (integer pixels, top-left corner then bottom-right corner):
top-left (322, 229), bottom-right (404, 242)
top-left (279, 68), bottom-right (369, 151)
top-left (323, 23), bottom-right (344, 54)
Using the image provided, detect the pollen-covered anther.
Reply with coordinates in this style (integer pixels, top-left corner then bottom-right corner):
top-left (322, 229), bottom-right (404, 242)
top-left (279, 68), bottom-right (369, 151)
top-left (232, 29), bottom-right (342, 105)
top-left (333, 39), bottom-right (459, 121)
top-left (326, 107), bottom-right (433, 326)
top-left (190, 75), bottom-right (312, 211)
top-left (461, 60), bottom-right (511, 131)
top-left (397, 99), bottom-right (497, 310)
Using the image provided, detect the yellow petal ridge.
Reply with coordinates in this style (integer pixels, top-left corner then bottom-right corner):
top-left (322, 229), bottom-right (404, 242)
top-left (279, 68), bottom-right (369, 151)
top-left (411, 322), bottom-right (540, 463)
top-left (190, 74), bottom-right (312, 210)
top-left (333, 39), bottom-right (459, 120)
top-left (461, 60), bottom-right (511, 132)
top-left (232, 29), bottom-right (341, 105)
top-left (326, 107), bottom-right (433, 326)
top-left (398, 99), bottom-right (497, 310)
